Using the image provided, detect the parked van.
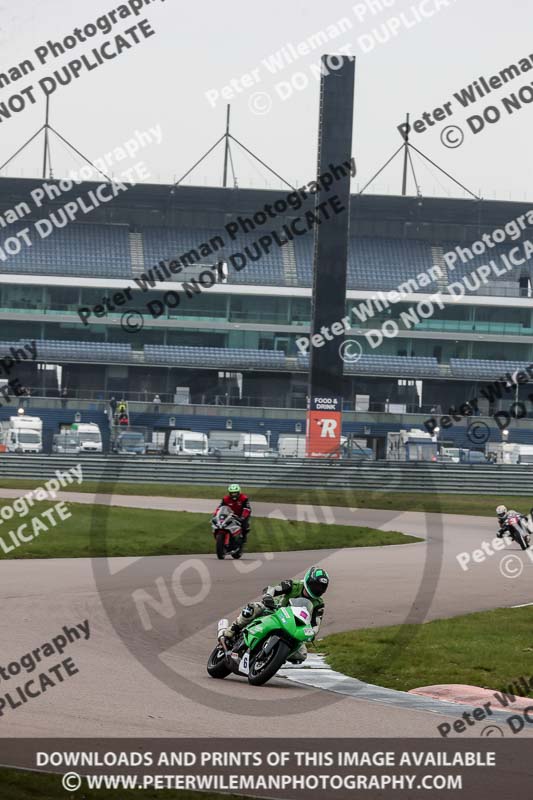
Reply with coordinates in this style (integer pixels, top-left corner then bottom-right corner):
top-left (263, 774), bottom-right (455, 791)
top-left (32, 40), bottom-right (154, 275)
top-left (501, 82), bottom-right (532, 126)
top-left (278, 434), bottom-right (307, 457)
top-left (239, 433), bottom-right (270, 458)
top-left (207, 431), bottom-right (270, 457)
top-left (71, 422), bottom-right (103, 453)
top-left (168, 429), bottom-right (208, 456)
top-left (112, 431), bottom-right (146, 455)
top-left (52, 432), bottom-right (80, 454)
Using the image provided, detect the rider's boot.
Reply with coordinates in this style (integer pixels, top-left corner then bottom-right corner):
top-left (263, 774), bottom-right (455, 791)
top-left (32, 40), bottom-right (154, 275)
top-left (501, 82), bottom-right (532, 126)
top-left (221, 622), bottom-right (241, 641)
top-left (287, 644), bottom-right (307, 665)
top-left (222, 602), bottom-right (262, 640)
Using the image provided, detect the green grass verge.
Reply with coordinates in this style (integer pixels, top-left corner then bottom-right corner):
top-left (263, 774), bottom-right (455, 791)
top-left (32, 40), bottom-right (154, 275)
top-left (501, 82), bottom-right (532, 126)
top-left (0, 478), bottom-right (519, 516)
top-left (322, 606), bottom-right (533, 694)
top-left (0, 501), bottom-right (419, 559)
top-left (0, 768), bottom-right (246, 800)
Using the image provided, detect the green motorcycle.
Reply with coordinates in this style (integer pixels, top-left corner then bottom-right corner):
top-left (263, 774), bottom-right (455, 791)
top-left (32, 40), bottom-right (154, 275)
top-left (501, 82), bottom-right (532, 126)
top-left (207, 597), bottom-right (316, 686)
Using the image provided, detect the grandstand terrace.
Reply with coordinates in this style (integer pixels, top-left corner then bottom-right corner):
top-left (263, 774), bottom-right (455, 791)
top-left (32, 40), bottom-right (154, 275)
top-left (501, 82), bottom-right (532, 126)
top-left (1, 176), bottom-right (533, 448)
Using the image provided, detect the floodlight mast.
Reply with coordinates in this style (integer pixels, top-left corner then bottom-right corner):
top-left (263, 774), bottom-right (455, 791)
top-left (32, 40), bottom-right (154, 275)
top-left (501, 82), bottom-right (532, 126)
top-left (0, 98), bottom-right (112, 182)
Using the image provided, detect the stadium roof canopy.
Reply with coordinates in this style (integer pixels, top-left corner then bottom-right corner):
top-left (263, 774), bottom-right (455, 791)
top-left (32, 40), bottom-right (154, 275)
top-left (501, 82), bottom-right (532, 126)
top-left (0, 176), bottom-right (531, 238)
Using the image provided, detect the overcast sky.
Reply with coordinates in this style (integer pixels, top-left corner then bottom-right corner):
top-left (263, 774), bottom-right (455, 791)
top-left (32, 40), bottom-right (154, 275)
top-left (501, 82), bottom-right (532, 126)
top-left (0, 0), bottom-right (531, 201)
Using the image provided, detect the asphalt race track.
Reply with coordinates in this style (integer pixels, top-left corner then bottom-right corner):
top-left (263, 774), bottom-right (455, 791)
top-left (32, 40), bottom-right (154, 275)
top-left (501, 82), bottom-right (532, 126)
top-left (1, 490), bottom-right (532, 740)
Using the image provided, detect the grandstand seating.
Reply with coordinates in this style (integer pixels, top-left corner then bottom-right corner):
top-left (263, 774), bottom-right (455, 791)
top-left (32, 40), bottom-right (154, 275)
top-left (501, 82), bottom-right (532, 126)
top-left (0, 223), bottom-right (131, 278)
top-left (142, 225), bottom-right (286, 286)
top-left (450, 358), bottom-right (533, 379)
top-left (0, 340), bottom-right (133, 362)
top-left (228, 231), bottom-right (286, 285)
top-left (141, 226), bottom-right (224, 270)
top-left (444, 242), bottom-right (532, 295)
top-left (294, 236), bottom-right (439, 291)
top-left (144, 345), bottom-right (285, 369)
top-left (1, 216), bottom-right (529, 299)
top-left (297, 353), bottom-right (440, 376)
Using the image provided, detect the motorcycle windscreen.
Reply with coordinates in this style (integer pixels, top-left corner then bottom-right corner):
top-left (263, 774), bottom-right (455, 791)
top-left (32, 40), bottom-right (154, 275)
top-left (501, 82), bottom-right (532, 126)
top-left (288, 597), bottom-right (313, 624)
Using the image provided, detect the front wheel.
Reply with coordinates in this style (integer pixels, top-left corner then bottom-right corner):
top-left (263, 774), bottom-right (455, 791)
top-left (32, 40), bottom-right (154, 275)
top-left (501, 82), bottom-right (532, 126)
top-left (215, 534), bottom-right (225, 560)
top-left (248, 639), bottom-right (291, 686)
top-left (517, 533), bottom-right (528, 551)
top-left (207, 645), bottom-right (231, 679)
top-left (512, 527), bottom-right (528, 551)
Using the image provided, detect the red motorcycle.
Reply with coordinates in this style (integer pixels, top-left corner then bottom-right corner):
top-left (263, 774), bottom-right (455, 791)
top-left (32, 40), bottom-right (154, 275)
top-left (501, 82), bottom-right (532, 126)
top-left (212, 505), bottom-right (243, 560)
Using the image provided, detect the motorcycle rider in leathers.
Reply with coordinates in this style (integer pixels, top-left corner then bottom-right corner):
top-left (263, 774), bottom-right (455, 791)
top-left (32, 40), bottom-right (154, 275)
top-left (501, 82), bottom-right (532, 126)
top-left (222, 566), bottom-right (329, 664)
top-left (214, 483), bottom-right (252, 544)
top-left (496, 504), bottom-right (532, 546)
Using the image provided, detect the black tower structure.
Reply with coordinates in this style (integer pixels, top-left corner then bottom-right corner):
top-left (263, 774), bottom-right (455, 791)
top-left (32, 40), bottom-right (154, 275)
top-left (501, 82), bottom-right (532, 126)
top-left (308, 55), bottom-right (356, 401)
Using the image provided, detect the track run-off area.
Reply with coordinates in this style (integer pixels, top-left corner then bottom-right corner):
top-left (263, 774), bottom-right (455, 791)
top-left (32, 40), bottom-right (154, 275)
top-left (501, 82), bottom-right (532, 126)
top-left (1, 489), bottom-right (532, 740)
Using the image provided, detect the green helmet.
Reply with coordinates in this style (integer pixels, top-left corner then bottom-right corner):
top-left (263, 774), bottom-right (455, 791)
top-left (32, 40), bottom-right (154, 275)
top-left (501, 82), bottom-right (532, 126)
top-left (228, 483), bottom-right (241, 498)
top-left (303, 566), bottom-right (329, 599)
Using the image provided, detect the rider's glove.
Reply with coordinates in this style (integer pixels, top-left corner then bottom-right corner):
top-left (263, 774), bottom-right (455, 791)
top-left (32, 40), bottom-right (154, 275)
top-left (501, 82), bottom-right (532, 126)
top-left (261, 594), bottom-right (276, 610)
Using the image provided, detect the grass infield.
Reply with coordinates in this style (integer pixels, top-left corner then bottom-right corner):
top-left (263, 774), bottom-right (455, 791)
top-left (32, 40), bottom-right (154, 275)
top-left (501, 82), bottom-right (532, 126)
top-left (0, 769), bottom-right (246, 800)
top-left (0, 501), bottom-right (419, 559)
top-left (322, 606), bottom-right (533, 695)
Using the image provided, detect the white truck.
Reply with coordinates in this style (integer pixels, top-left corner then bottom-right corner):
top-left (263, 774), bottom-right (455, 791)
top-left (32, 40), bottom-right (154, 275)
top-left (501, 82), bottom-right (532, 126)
top-left (517, 444), bottom-right (533, 465)
top-left (70, 422), bottom-right (103, 453)
top-left (387, 428), bottom-right (438, 462)
top-left (278, 434), bottom-right (307, 457)
top-left (168, 429), bottom-right (208, 456)
top-left (0, 415), bottom-right (43, 453)
top-left (486, 442), bottom-right (520, 464)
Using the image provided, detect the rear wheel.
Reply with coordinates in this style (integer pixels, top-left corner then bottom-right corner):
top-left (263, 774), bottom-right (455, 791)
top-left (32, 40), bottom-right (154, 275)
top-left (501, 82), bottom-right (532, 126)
top-left (248, 639), bottom-right (291, 686)
top-left (216, 534), bottom-right (225, 560)
top-left (207, 645), bottom-right (231, 679)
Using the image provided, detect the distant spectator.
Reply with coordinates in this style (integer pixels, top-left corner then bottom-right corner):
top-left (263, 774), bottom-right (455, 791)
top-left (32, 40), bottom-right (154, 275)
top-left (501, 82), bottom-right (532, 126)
top-left (430, 405), bottom-right (437, 414)
top-left (118, 413), bottom-right (129, 426)
top-left (117, 399), bottom-right (127, 415)
top-left (109, 396), bottom-right (117, 416)
top-left (61, 387), bottom-right (68, 408)
top-left (153, 394), bottom-right (161, 414)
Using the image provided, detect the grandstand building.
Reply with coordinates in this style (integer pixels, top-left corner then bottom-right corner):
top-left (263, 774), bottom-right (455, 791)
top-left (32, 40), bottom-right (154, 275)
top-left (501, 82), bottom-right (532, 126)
top-left (1, 176), bottom-right (532, 453)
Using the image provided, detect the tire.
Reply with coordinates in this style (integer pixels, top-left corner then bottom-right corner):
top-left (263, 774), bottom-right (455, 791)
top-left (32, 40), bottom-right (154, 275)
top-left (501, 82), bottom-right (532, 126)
top-left (207, 645), bottom-right (231, 679)
top-left (512, 526), bottom-right (528, 551)
top-left (248, 639), bottom-right (291, 686)
top-left (215, 534), bottom-right (225, 560)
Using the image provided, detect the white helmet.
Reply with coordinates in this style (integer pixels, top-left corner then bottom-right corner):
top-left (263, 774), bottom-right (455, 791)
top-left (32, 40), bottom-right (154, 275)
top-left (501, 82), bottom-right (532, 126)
top-left (496, 504), bottom-right (507, 520)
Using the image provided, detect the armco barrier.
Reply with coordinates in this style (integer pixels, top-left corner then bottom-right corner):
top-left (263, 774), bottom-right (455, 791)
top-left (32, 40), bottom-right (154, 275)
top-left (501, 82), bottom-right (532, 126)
top-left (0, 455), bottom-right (531, 494)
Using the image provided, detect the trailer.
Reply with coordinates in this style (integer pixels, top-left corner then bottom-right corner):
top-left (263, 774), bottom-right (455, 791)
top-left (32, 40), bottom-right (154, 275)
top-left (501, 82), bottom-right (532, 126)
top-left (387, 429), bottom-right (438, 462)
